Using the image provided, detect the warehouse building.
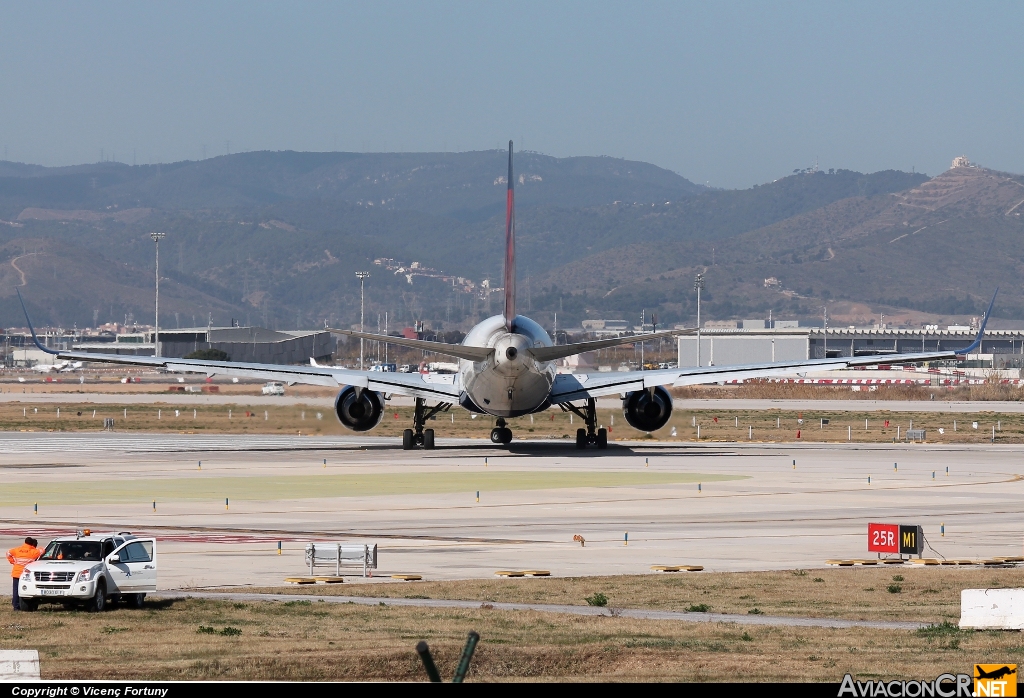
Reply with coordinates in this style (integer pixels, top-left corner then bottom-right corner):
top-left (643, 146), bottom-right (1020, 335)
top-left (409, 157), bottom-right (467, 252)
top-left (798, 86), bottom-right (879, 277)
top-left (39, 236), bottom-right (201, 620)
top-left (678, 328), bottom-right (1024, 369)
top-left (71, 326), bottom-right (336, 365)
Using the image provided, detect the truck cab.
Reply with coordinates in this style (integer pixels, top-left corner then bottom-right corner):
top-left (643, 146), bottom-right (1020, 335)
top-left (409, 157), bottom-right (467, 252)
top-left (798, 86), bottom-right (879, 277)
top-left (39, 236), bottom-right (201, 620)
top-left (18, 530), bottom-right (157, 612)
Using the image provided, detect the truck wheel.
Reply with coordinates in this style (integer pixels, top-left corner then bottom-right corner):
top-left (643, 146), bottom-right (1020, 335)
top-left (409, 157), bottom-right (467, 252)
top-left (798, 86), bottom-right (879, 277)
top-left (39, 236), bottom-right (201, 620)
top-left (18, 598), bottom-right (37, 612)
top-left (88, 581), bottom-right (107, 612)
top-left (130, 593), bottom-right (146, 609)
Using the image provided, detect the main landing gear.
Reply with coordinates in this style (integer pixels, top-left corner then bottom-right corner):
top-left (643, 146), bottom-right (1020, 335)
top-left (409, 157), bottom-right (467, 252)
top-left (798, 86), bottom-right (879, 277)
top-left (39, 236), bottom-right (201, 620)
top-left (490, 418), bottom-right (513, 445)
top-left (403, 397), bottom-right (451, 450)
top-left (563, 398), bottom-right (608, 450)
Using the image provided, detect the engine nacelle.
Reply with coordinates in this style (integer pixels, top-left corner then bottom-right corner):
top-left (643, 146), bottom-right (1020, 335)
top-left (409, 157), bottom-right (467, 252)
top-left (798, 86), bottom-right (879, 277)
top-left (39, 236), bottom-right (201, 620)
top-left (622, 386), bottom-right (673, 433)
top-left (334, 386), bottom-right (385, 432)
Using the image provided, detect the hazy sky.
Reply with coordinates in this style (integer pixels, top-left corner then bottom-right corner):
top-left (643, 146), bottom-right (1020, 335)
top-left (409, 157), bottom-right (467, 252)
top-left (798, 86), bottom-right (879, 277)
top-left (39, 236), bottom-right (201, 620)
top-left (1, 2), bottom-right (1021, 188)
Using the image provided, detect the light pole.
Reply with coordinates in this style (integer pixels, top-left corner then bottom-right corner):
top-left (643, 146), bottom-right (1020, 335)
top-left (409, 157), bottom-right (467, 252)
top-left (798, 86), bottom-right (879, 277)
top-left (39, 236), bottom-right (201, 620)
top-left (694, 273), bottom-right (705, 366)
top-left (150, 232), bottom-right (166, 357)
top-left (355, 271), bottom-right (370, 369)
top-left (823, 305), bottom-right (828, 358)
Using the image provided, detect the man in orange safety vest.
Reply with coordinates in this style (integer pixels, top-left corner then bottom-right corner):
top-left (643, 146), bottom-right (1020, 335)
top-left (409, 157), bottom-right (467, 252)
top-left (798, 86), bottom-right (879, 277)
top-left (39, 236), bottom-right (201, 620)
top-left (7, 538), bottom-right (41, 611)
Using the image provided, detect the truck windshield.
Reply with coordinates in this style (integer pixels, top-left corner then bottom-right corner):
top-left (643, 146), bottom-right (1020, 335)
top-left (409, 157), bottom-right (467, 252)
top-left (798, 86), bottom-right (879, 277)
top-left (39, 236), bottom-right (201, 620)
top-left (39, 541), bottom-right (103, 561)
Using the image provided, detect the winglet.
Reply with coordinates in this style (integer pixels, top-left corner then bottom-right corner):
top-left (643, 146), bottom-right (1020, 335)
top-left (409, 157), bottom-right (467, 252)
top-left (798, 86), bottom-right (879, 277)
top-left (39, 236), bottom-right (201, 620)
top-left (959, 288), bottom-right (998, 356)
top-left (16, 289), bottom-right (59, 355)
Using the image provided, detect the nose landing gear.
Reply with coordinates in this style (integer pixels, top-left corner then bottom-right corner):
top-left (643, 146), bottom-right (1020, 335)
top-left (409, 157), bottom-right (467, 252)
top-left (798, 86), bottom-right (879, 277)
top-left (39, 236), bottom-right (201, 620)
top-left (403, 397), bottom-right (451, 450)
top-left (490, 417), bottom-right (513, 445)
top-left (564, 398), bottom-right (608, 450)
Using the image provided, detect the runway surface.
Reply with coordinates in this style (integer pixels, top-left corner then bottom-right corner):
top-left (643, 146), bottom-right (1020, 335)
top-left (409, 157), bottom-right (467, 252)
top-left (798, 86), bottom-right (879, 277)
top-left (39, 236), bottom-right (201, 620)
top-left (0, 432), bottom-right (1021, 590)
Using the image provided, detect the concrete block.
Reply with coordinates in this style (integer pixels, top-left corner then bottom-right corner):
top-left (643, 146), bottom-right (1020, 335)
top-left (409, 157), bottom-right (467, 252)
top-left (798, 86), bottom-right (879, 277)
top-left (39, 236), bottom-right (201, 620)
top-left (960, 588), bottom-right (1024, 630)
top-left (0, 650), bottom-right (40, 680)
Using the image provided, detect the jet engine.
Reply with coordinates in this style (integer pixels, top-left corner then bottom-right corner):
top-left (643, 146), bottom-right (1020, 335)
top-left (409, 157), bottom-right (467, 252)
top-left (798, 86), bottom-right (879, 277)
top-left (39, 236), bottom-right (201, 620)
top-left (334, 386), bottom-right (385, 432)
top-left (621, 386), bottom-right (673, 432)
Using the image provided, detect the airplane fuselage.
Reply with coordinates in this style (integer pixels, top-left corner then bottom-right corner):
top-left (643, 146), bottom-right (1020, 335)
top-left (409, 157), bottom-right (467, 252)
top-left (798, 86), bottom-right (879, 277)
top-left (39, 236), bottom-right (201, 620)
top-left (458, 314), bottom-right (556, 417)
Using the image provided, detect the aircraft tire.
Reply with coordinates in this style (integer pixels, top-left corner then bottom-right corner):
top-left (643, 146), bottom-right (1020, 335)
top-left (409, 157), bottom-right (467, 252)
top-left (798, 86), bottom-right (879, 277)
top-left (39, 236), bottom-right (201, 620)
top-left (423, 429), bottom-right (435, 449)
top-left (596, 428), bottom-right (608, 449)
top-left (499, 428), bottom-right (513, 445)
top-left (402, 429), bottom-right (415, 450)
top-left (490, 428), bottom-right (503, 444)
top-left (575, 428), bottom-right (587, 449)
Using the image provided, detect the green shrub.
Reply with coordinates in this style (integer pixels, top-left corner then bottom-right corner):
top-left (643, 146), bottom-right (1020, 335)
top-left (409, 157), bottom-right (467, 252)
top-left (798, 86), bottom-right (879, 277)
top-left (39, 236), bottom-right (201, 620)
top-left (687, 604), bottom-right (711, 613)
top-left (584, 592), bottom-right (608, 607)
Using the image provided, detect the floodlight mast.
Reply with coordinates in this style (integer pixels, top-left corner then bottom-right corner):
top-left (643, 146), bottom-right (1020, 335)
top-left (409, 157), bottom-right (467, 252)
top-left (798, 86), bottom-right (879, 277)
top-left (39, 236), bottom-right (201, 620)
top-left (356, 271), bottom-right (370, 369)
top-left (694, 273), bottom-right (705, 367)
top-left (150, 232), bottom-right (166, 357)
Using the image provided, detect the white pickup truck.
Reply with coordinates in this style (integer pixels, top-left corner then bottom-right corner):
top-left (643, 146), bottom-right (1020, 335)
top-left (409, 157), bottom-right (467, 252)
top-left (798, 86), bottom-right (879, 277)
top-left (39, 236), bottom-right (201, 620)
top-left (261, 381), bottom-right (285, 395)
top-left (18, 531), bottom-right (157, 612)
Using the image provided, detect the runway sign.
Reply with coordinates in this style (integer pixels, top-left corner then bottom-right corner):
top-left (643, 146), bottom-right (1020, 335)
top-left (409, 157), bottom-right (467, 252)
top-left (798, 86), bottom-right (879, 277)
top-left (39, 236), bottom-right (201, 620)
top-left (868, 523), bottom-right (898, 553)
top-left (868, 523), bottom-right (923, 555)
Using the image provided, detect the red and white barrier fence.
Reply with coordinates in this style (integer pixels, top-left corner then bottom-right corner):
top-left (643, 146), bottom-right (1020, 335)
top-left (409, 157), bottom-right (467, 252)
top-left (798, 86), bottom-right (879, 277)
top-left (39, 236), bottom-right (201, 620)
top-left (724, 377), bottom-right (1021, 386)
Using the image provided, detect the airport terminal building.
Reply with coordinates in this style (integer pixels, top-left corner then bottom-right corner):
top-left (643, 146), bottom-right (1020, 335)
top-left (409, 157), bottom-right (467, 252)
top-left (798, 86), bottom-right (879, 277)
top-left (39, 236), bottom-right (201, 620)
top-left (677, 326), bottom-right (1024, 369)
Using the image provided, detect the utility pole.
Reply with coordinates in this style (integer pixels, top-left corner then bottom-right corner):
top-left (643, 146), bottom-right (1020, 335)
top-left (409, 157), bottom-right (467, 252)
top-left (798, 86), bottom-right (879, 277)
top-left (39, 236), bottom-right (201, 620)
top-left (640, 309), bottom-right (645, 369)
top-left (694, 273), bottom-right (705, 366)
top-left (823, 305), bottom-right (828, 358)
top-left (355, 271), bottom-right (370, 369)
top-left (150, 232), bottom-right (166, 357)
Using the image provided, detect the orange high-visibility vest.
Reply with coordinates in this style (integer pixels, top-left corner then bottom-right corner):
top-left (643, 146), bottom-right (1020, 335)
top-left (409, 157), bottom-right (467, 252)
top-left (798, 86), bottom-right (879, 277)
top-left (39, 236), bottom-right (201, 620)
top-left (6, 544), bottom-right (41, 578)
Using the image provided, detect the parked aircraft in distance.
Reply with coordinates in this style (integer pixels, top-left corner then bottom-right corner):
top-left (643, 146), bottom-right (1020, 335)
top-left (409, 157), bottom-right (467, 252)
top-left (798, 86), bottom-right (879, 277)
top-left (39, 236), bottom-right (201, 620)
top-left (19, 143), bottom-right (996, 450)
top-left (30, 360), bottom-right (82, 373)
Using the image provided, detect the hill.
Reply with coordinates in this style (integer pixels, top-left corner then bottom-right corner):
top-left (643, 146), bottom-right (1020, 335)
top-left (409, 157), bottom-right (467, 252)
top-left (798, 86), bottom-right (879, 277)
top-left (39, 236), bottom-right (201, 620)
top-left (0, 151), bottom-right (930, 330)
top-left (1, 149), bottom-right (1017, 334)
top-left (535, 164), bottom-right (1024, 327)
top-left (0, 150), bottom-right (704, 220)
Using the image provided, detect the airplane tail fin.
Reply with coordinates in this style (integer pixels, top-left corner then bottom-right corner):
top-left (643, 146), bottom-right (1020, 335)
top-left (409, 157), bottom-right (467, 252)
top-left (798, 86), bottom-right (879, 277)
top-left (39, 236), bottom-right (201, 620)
top-left (503, 140), bottom-right (516, 332)
top-left (959, 287), bottom-right (998, 355)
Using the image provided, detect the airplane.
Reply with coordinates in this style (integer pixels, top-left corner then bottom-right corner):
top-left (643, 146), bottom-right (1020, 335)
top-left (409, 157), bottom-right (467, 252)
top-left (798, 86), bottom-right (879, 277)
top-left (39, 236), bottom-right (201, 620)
top-left (18, 142), bottom-right (997, 450)
top-left (975, 666), bottom-right (1016, 681)
top-left (29, 360), bottom-right (82, 373)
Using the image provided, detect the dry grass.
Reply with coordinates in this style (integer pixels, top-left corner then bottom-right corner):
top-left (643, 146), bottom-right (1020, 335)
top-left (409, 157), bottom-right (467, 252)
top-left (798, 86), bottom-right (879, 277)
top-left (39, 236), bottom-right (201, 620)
top-left (4, 399), bottom-right (1024, 445)
top-left (0, 602), bottom-right (1002, 682)
top-left (3, 590), bottom-right (1021, 681)
top-left (226, 567), bottom-right (1024, 623)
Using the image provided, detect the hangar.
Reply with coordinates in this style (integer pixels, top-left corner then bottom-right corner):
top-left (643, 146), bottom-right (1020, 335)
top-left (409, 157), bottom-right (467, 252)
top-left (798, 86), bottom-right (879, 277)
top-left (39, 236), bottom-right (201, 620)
top-left (69, 326), bottom-right (336, 365)
top-left (678, 327), bottom-right (1024, 369)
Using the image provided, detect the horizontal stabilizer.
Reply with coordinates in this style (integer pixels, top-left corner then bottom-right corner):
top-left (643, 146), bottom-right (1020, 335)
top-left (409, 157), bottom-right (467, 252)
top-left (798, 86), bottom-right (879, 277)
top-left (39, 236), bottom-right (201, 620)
top-left (327, 328), bottom-right (492, 362)
top-left (531, 328), bottom-right (694, 363)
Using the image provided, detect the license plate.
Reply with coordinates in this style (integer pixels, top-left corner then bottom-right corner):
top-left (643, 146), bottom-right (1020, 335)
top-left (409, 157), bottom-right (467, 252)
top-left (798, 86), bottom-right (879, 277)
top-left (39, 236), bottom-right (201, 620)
top-left (39, 589), bottom-right (64, 596)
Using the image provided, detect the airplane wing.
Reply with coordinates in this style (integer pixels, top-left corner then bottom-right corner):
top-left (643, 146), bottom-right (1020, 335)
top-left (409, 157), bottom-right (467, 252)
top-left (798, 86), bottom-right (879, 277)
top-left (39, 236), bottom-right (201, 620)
top-left (16, 293), bottom-right (461, 402)
top-left (41, 348), bottom-right (462, 401)
top-left (550, 291), bottom-right (997, 404)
